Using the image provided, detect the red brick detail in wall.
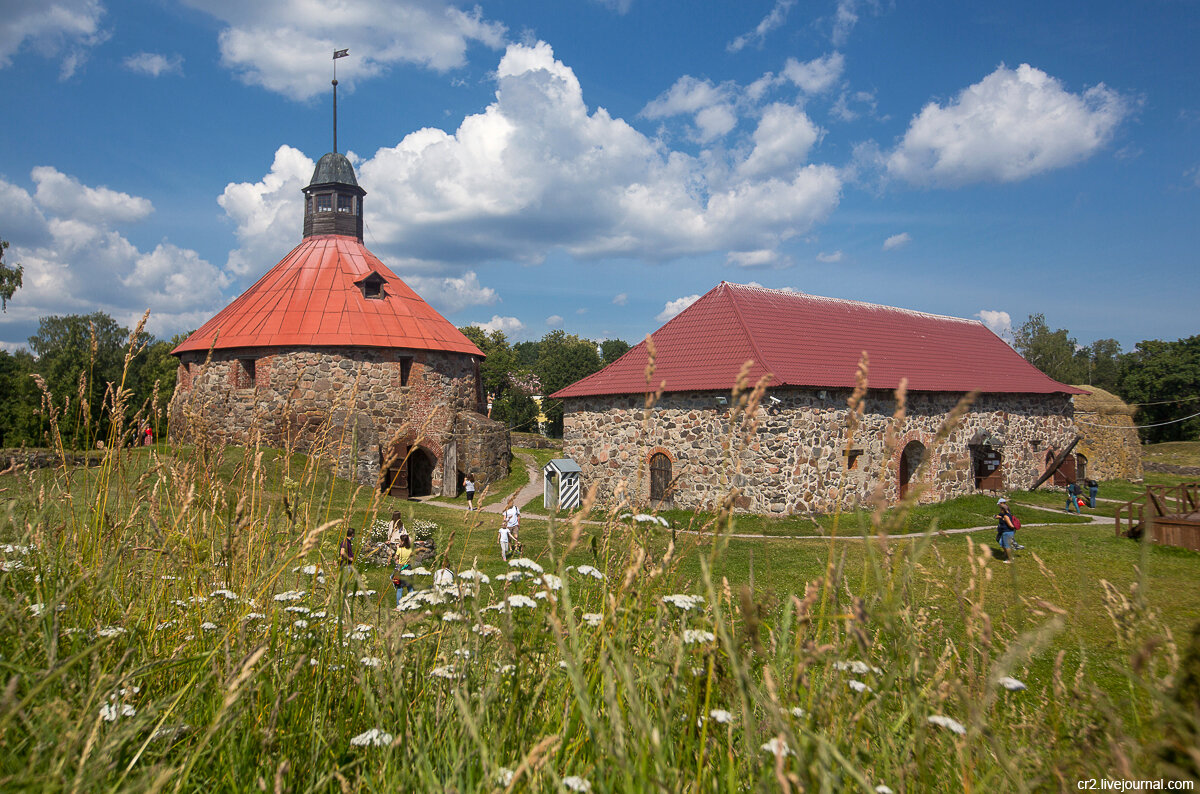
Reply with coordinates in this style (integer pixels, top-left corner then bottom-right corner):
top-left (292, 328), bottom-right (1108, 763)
top-left (178, 363), bottom-right (191, 391)
top-left (255, 356), bottom-right (271, 390)
top-left (891, 428), bottom-right (933, 493)
top-left (645, 446), bottom-right (675, 464)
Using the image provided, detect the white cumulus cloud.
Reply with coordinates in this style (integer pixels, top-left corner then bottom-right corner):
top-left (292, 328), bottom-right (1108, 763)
top-left (182, 0), bottom-right (507, 101)
top-left (882, 232), bottom-right (910, 251)
top-left (728, 0), bottom-right (796, 53)
top-left (471, 315), bottom-right (524, 335)
top-left (739, 103), bottom-right (821, 178)
top-left (217, 145), bottom-right (313, 276)
top-left (656, 294), bottom-right (700, 322)
top-left (887, 64), bottom-right (1130, 187)
top-left (32, 166), bottom-right (153, 226)
top-left (404, 271), bottom-right (498, 315)
top-left (0, 0), bottom-right (107, 78)
top-left (976, 309), bottom-right (1013, 340)
top-left (545, 314), bottom-right (563, 326)
top-left (124, 52), bottom-right (184, 77)
top-left (816, 250), bottom-right (843, 263)
top-left (612, 293), bottom-right (628, 305)
top-left (781, 52), bottom-right (844, 95)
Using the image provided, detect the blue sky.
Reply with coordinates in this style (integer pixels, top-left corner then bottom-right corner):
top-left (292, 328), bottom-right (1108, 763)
top-left (0, 0), bottom-right (1196, 354)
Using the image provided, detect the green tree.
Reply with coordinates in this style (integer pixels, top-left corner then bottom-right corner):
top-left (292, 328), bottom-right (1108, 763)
top-left (1013, 313), bottom-right (1085, 385)
top-left (459, 326), bottom-right (537, 431)
top-left (600, 338), bottom-right (631, 367)
top-left (0, 349), bottom-right (40, 447)
top-left (535, 330), bottom-right (602, 437)
top-left (0, 236), bottom-right (22, 311)
top-left (1118, 336), bottom-right (1200, 443)
top-left (1083, 338), bottom-right (1123, 392)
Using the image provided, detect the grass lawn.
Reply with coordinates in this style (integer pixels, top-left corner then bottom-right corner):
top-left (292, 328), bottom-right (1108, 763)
top-left (1144, 441), bottom-right (1200, 468)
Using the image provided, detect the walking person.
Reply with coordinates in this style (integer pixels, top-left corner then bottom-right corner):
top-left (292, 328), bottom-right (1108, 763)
top-left (464, 474), bottom-right (477, 511)
top-left (502, 503), bottom-right (521, 553)
top-left (339, 527), bottom-right (356, 565)
top-left (391, 534), bottom-right (414, 605)
top-left (995, 498), bottom-right (1018, 563)
top-left (1087, 478), bottom-right (1099, 508)
top-left (498, 522), bottom-right (512, 562)
top-left (1065, 481), bottom-right (1081, 514)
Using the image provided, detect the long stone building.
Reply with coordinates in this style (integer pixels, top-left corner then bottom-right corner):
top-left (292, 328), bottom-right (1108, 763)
top-left (1072, 386), bottom-right (1143, 482)
top-left (552, 282), bottom-right (1082, 514)
top-left (169, 150), bottom-right (510, 496)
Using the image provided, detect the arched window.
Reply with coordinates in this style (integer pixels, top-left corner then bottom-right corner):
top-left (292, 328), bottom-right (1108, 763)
top-left (898, 440), bottom-right (925, 499)
top-left (649, 453), bottom-right (672, 504)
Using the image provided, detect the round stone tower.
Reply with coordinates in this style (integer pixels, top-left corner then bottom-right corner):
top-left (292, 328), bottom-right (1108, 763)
top-left (168, 152), bottom-right (511, 497)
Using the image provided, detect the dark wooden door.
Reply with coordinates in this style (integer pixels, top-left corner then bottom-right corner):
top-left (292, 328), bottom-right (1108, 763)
top-left (649, 453), bottom-right (672, 504)
top-left (384, 444), bottom-right (410, 498)
top-left (975, 446), bottom-right (1004, 490)
top-left (1051, 453), bottom-right (1077, 485)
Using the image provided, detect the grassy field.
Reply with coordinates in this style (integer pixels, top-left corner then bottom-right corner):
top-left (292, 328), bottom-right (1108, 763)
top-left (1144, 441), bottom-right (1200, 468)
top-left (2, 395), bottom-right (1199, 791)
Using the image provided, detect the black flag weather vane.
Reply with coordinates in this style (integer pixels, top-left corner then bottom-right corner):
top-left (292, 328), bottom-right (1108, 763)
top-left (331, 48), bottom-right (349, 153)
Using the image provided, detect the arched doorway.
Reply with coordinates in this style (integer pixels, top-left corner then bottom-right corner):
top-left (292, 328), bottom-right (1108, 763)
top-left (898, 441), bottom-right (925, 499)
top-left (408, 448), bottom-right (436, 497)
top-left (649, 452), bottom-right (672, 505)
top-left (1075, 453), bottom-right (1088, 484)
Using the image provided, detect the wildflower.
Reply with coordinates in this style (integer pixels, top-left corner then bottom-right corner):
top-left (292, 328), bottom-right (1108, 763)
top-left (100, 703), bottom-right (136, 722)
top-left (458, 569), bottom-right (490, 584)
top-left (506, 594), bottom-right (537, 610)
top-left (927, 715), bottom-right (966, 735)
top-left (310, 610), bottom-right (328, 619)
top-left (876, 786), bottom-right (895, 794)
top-left (662, 594), bottom-right (704, 611)
top-left (791, 707), bottom-right (806, 718)
top-left (188, 595), bottom-right (208, 604)
top-left (350, 728), bottom-right (393, 747)
top-left (540, 573), bottom-right (563, 591)
top-left (409, 567), bottom-right (432, 576)
top-left (160, 575), bottom-right (179, 581)
top-left (682, 629), bottom-right (715, 644)
top-left (621, 512), bottom-right (669, 527)
top-left (28, 603), bottom-right (45, 617)
top-left (473, 623), bottom-right (501, 637)
top-left (349, 589), bottom-right (376, 598)
top-left (201, 622), bottom-right (218, 631)
top-left (496, 768), bottom-right (515, 786)
top-left (243, 612), bottom-right (266, 621)
top-left (274, 590), bottom-right (305, 602)
top-left (401, 632), bottom-right (417, 639)
top-left (96, 627), bottom-right (127, 638)
top-left (170, 599), bottom-right (188, 608)
top-left (155, 620), bottom-right (177, 630)
top-left (360, 657), bottom-right (383, 668)
top-left (0, 560), bottom-right (25, 572)
top-left (558, 660), bottom-right (569, 670)
top-left (848, 680), bottom-right (871, 693)
top-left (508, 557), bottom-right (544, 574)
top-left (442, 612), bottom-right (464, 622)
top-left (997, 676), bottom-right (1027, 691)
top-left (497, 664), bottom-right (516, 674)
top-left (563, 776), bottom-right (592, 792)
top-left (581, 613), bottom-right (603, 627)
top-left (293, 620), bottom-right (309, 629)
top-left (210, 589), bottom-right (238, 600)
top-left (496, 571), bottom-right (525, 582)
top-left (454, 649), bottom-right (472, 659)
top-left (433, 569), bottom-right (455, 588)
top-left (709, 709), bottom-right (733, 724)
top-left (575, 565), bottom-right (605, 580)
top-left (285, 605), bottom-right (311, 614)
top-left (834, 660), bottom-right (881, 675)
top-left (760, 737), bottom-right (793, 756)
top-left (293, 564), bottom-right (320, 575)
top-left (430, 665), bottom-right (459, 680)
top-left (353, 623), bottom-right (373, 633)
top-left (150, 724), bottom-right (189, 741)
top-left (1, 543), bottom-right (30, 555)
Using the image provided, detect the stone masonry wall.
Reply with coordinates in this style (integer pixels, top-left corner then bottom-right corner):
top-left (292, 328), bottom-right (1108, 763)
top-left (169, 346), bottom-right (509, 492)
top-left (562, 388), bottom-right (1075, 515)
top-left (1075, 411), bottom-right (1144, 482)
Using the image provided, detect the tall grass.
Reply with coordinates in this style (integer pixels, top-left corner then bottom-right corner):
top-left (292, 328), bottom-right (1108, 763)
top-left (0, 337), bottom-right (1197, 792)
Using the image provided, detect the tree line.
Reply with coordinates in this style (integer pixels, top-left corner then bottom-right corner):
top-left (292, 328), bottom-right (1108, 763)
top-left (1012, 314), bottom-right (1199, 443)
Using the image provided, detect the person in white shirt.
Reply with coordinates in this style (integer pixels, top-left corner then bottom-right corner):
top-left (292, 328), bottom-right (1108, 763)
top-left (498, 523), bottom-right (511, 561)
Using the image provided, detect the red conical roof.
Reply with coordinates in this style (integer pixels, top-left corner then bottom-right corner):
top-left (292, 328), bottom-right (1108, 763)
top-left (172, 234), bottom-right (481, 357)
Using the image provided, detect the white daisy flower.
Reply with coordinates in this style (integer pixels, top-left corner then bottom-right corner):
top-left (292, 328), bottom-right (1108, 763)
top-left (273, 590), bottom-right (305, 602)
top-left (927, 715), bottom-right (966, 735)
top-left (575, 565), bottom-right (605, 580)
top-left (96, 627), bottom-right (127, 638)
top-left (760, 737), bottom-right (793, 756)
top-left (563, 775), bottom-right (592, 792)
top-left (100, 703), bottom-right (136, 722)
top-left (430, 665), bottom-right (459, 680)
top-left (540, 573), bottom-right (563, 591)
top-left (662, 594), bottom-right (704, 611)
top-left (210, 589), bottom-right (238, 600)
top-left (350, 728), bottom-right (393, 747)
top-left (709, 709), bottom-right (733, 724)
top-left (442, 612), bottom-right (464, 623)
top-left (508, 558), bottom-right (544, 574)
top-left (457, 569), bottom-right (490, 584)
top-left (581, 613), bottom-right (603, 627)
top-left (997, 676), bottom-right (1027, 691)
top-left (507, 594), bottom-right (537, 609)
top-left (682, 629), bottom-right (715, 644)
top-left (360, 657), bottom-right (383, 668)
top-left (848, 680), bottom-right (871, 693)
top-left (495, 571), bottom-right (525, 582)
top-left (534, 591), bottom-right (549, 600)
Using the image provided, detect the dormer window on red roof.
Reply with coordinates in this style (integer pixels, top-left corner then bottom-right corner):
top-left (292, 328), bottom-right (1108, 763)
top-left (357, 271), bottom-right (387, 300)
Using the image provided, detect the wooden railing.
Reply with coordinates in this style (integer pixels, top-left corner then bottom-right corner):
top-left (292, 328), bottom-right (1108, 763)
top-left (1114, 482), bottom-right (1200, 539)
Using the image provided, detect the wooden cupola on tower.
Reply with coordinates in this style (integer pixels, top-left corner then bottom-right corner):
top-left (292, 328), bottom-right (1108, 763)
top-left (303, 152), bottom-right (366, 240)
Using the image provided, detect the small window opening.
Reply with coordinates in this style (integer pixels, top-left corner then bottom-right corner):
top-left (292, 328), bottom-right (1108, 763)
top-left (337, 194), bottom-right (353, 213)
top-left (306, 197), bottom-right (314, 215)
top-left (400, 358), bottom-right (413, 387)
top-left (359, 272), bottom-right (386, 300)
top-left (236, 358), bottom-right (256, 390)
top-left (846, 449), bottom-right (863, 470)
top-left (316, 194), bottom-right (332, 212)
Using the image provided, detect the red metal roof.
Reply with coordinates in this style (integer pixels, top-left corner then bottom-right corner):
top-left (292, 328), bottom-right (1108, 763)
top-left (172, 235), bottom-right (482, 357)
top-left (553, 282), bottom-right (1083, 398)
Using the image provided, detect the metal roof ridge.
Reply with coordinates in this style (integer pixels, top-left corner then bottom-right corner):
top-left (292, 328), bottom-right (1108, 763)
top-left (726, 281), bottom-right (983, 327)
top-left (720, 282), bottom-right (776, 387)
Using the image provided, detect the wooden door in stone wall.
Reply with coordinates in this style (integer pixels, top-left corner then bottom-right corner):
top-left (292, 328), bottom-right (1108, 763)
top-left (973, 446), bottom-right (1004, 490)
top-left (384, 445), bottom-right (410, 499)
top-left (649, 453), bottom-right (672, 505)
top-left (1050, 451), bottom-right (1077, 486)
